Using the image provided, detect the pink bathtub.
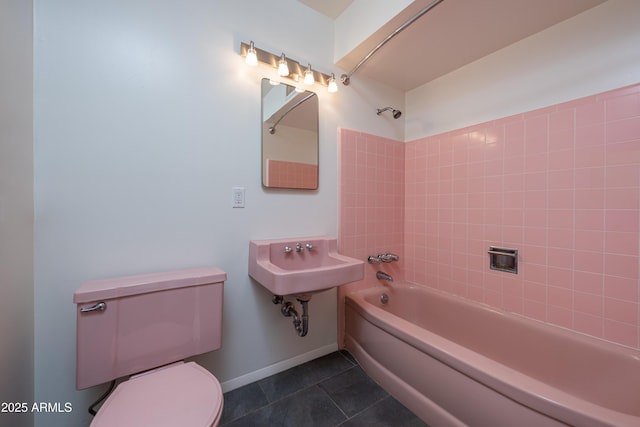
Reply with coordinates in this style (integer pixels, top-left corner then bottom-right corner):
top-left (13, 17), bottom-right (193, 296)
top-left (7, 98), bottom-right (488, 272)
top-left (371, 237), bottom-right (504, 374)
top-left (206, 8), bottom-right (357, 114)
top-left (344, 283), bottom-right (640, 427)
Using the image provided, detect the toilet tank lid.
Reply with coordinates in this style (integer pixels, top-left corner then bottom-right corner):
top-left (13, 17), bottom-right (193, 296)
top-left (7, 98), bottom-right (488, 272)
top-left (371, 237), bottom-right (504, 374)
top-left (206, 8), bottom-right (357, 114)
top-left (74, 267), bottom-right (227, 304)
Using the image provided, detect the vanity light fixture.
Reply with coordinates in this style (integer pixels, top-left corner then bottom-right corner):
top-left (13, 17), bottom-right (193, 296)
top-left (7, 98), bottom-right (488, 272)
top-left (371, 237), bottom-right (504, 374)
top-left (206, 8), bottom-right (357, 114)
top-left (303, 64), bottom-right (315, 85)
top-left (245, 41), bottom-right (258, 66)
top-left (277, 53), bottom-right (290, 77)
top-left (240, 41), bottom-right (337, 94)
top-left (327, 74), bottom-right (338, 93)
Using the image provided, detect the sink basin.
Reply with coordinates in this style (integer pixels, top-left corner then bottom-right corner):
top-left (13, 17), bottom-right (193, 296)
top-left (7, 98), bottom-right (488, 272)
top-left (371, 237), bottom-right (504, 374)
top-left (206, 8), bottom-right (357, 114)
top-left (249, 236), bottom-right (364, 297)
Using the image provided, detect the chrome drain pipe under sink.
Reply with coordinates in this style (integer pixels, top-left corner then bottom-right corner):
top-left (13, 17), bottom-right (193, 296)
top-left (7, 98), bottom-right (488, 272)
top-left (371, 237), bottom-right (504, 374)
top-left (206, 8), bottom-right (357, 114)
top-left (272, 295), bottom-right (310, 337)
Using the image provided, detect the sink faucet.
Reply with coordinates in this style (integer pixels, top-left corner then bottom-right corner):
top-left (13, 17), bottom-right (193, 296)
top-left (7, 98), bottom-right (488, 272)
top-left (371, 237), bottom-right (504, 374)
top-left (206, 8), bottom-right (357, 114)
top-left (376, 271), bottom-right (393, 282)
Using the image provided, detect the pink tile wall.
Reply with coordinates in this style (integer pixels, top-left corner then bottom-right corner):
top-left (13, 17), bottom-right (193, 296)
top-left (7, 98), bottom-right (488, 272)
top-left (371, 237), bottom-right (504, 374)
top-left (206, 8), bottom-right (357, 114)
top-left (337, 83), bottom-right (640, 350)
top-left (405, 84), bottom-right (640, 349)
top-left (337, 129), bottom-right (405, 344)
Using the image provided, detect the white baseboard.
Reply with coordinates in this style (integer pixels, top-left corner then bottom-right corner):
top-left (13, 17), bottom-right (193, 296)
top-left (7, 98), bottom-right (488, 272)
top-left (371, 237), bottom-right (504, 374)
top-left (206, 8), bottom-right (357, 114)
top-left (220, 343), bottom-right (339, 393)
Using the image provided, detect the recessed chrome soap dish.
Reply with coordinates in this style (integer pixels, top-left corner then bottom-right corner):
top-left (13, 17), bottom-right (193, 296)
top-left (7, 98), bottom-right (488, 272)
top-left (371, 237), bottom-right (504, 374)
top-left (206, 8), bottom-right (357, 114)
top-left (488, 247), bottom-right (518, 274)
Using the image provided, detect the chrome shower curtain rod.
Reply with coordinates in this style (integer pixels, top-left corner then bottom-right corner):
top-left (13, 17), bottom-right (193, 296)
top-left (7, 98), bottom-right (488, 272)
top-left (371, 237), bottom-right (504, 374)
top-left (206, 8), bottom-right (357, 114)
top-left (341, 0), bottom-right (445, 86)
top-left (268, 92), bottom-right (316, 134)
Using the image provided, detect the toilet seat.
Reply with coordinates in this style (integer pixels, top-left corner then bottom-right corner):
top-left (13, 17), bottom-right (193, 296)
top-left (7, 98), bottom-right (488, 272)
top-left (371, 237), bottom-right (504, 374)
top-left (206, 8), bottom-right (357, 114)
top-left (91, 362), bottom-right (223, 427)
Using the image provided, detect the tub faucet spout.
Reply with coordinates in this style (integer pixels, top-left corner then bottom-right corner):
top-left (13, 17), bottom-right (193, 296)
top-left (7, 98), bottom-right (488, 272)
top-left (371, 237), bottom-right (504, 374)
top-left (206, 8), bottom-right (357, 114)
top-left (376, 271), bottom-right (394, 282)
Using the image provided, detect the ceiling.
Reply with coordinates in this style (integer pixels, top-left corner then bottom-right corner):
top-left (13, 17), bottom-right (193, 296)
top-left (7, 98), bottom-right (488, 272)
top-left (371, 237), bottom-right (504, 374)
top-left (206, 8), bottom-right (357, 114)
top-left (297, 0), bottom-right (353, 20)
top-left (298, 0), bottom-right (607, 92)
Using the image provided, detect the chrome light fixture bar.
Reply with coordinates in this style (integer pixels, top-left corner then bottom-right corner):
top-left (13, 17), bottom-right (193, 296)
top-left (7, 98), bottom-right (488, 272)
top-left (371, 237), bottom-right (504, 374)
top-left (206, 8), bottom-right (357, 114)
top-left (240, 41), bottom-right (336, 92)
top-left (341, 0), bottom-right (445, 86)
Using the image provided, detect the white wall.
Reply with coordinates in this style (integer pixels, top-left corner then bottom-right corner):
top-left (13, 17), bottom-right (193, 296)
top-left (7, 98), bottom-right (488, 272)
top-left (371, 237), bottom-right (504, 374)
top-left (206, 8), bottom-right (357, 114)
top-left (0, 1), bottom-right (34, 426)
top-left (406, 0), bottom-right (640, 141)
top-left (33, 0), bottom-right (403, 426)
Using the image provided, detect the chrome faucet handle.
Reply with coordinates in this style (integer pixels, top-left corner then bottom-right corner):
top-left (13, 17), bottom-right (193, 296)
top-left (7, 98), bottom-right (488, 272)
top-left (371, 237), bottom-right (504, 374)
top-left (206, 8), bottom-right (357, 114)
top-left (379, 253), bottom-right (399, 263)
top-left (367, 255), bottom-right (381, 264)
top-left (295, 243), bottom-right (304, 252)
top-left (80, 302), bottom-right (107, 313)
top-left (284, 246), bottom-right (293, 253)
top-left (305, 243), bottom-right (314, 250)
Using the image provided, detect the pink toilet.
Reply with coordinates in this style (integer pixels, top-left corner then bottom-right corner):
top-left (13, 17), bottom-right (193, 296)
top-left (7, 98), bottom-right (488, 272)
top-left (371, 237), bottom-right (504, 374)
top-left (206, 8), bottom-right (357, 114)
top-left (74, 267), bottom-right (227, 426)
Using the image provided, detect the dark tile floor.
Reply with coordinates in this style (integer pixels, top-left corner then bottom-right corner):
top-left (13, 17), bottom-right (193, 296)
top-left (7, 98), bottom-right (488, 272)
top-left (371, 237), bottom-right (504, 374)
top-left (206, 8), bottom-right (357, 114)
top-left (220, 351), bottom-right (428, 427)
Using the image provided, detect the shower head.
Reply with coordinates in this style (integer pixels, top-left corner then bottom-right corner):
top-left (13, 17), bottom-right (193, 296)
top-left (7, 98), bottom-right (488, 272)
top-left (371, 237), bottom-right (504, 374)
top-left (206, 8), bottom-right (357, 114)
top-left (376, 107), bottom-right (402, 119)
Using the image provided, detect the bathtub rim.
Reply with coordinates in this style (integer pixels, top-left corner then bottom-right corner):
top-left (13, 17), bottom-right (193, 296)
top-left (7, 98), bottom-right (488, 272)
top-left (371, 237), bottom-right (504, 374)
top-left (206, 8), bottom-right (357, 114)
top-left (344, 282), bottom-right (640, 427)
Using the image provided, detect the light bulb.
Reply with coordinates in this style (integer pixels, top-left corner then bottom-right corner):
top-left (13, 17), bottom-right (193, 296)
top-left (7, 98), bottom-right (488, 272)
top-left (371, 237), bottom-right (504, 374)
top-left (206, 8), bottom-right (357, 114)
top-left (245, 41), bottom-right (258, 66)
top-left (303, 64), bottom-right (314, 85)
top-left (327, 73), bottom-right (338, 93)
top-left (277, 53), bottom-right (289, 77)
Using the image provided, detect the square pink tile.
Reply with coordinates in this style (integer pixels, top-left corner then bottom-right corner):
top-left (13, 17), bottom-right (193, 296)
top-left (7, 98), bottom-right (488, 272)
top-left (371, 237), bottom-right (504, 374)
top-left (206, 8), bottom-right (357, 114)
top-left (604, 254), bottom-right (638, 280)
top-left (606, 93), bottom-right (640, 121)
top-left (607, 117), bottom-right (640, 144)
top-left (606, 187), bottom-right (640, 210)
top-left (605, 231), bottom-right (639, 256)
top-left (576, 100), bottom-right (605, 126)
top-left (574, 251), bottom-right (604, 274)
top-left (547, 266), bottom-right (573, 288)
top-left (548, 189), bottom-right (573, 210)
top-left (550, 108), bottom-right (574, 132)
top-left (574, 292), bottom-right (603, 316)
top-left (575, 167), bottom-right (605, 189)
top-left (575, 188), bottom-right (604, 209)
top-left (548, 149), bottom-right (574, 171)
top-left (605, 276), bottom-right (639, 300)
top-left (606, 140), bottom-right (640, 167)
top-left (575, 123), bottom-right (605, 147)
top-left (606, 210), bottom-right (639, 232)
top-left (575, 210), bottom-right (604, 231)
top-left (604, 298), bottom-right (638, 324)
top-left (573, 271), bottom-right (603, 295)
top-left (575, 145), bottom-right (606, 168)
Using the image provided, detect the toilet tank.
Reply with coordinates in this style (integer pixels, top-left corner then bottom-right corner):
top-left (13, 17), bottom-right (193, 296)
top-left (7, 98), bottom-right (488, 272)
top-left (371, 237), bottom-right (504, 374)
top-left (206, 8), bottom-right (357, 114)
top-left (74, 267), bottom-right (226, 390)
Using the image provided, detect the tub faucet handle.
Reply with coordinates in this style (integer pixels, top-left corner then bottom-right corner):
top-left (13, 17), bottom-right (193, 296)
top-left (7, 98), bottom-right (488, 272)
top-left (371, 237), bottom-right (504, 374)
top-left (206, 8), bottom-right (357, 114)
top-left (306, 243), bottom-right (314, 250)
top-left (367, 255), bottom-right (381, 264)
top-left (379, 253), bottom-right (399, 263)
top-left (295, 243), bottom-right (304, 252)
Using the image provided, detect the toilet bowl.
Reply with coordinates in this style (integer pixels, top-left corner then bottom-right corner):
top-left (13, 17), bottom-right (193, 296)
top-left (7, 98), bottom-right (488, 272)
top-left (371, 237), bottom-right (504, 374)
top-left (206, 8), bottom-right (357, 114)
top-left (74, 267), bottom-right (227, 426)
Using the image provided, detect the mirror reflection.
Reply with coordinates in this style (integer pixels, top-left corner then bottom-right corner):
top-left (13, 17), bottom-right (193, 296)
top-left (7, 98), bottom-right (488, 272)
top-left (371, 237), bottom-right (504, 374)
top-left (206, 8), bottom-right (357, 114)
top-left (261, 78), bottom-right (318, 190)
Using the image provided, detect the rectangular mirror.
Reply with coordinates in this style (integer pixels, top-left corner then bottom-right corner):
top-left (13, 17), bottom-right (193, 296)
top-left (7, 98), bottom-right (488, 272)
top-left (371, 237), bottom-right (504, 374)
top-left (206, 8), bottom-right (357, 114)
top-left (261, 78), bottom-right (318, 190)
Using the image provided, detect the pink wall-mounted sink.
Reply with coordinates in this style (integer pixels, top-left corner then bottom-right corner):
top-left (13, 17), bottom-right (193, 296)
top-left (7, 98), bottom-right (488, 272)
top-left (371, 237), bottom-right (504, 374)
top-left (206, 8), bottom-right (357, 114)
top-left (249, 236), bottom-right (364, 297)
